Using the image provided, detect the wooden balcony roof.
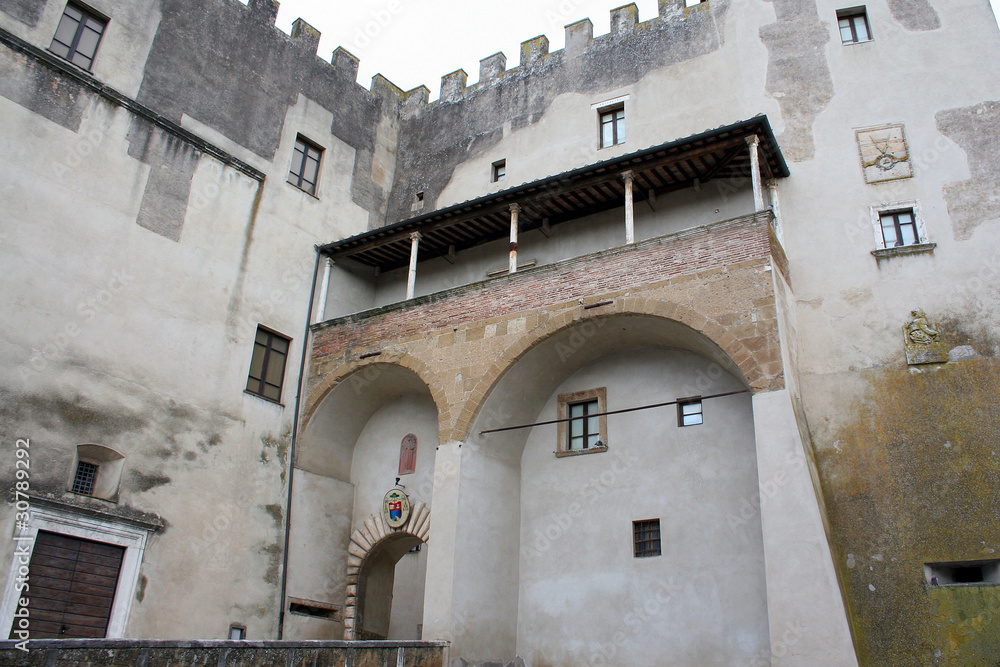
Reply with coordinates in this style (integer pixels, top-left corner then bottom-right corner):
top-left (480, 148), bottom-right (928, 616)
top-left (319, 115), bottom-right (788, 272)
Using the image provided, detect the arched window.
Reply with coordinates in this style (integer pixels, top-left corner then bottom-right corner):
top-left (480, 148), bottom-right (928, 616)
top-left (398, 434), bottom-right (417, 475)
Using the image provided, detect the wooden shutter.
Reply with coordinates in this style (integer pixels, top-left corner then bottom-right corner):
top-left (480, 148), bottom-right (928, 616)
top-left (9, 531), bottom-right (125, 638)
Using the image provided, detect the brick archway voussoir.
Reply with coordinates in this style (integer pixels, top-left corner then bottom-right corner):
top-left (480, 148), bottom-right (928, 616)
top-left (342, 502), bottom-right (431, 640)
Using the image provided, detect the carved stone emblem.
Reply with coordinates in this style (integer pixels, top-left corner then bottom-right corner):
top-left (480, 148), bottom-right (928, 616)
top-left (856, 124), bottom-right (912, 184)
top-left (382, 488), bottom-right (411, 529)
top-left (903, 308), bottom-right (948, 365)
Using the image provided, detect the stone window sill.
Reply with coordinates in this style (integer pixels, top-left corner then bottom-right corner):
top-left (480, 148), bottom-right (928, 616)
top-left (872, 242), bottom-right (936, 260)
top-left (555, 445), bottom-right (609, 458)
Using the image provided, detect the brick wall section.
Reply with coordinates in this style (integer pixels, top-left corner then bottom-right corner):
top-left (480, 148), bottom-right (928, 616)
top-left (313, 212), bottom-right (773, 356)
top-left (305, 212), bottom-right (786, 443)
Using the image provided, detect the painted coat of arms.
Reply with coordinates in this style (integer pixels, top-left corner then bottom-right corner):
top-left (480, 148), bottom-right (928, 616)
top-left (383, 488), bottom-right (411, 529)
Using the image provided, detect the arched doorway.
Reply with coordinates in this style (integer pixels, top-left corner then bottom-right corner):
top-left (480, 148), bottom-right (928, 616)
top-left (345, 504), bottom-right (431, 640)
top-left (287, 363), bottom-right (438, 640)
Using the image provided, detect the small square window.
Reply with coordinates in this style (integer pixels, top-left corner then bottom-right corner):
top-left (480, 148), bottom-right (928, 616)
top-left (599, 105), bottom-right (626, 149)
top-left (228, 624), bottom-right (246, 640)
top-left (50, 2), bottom-right (107, 71)
top-left (288, 136), bottom-right (323, 195)
top-left (71, 460), bottom-right (99, 495)
top-left (246, 326), bottom-right (290, 403)
top-left (492, 160), bottom-right (506, 183)
top-left (837, 7), bottom-right (872, 44)
top-left (633, 519), bottom-right (661, 558)
top-left (556, 388), bottom-right (609, 457)
top-left (678, 398), bottom-right (703, 427)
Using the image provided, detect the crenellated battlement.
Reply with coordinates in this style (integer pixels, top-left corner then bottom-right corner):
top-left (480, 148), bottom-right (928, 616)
top-left (237, 0), bottom-right (709, 104)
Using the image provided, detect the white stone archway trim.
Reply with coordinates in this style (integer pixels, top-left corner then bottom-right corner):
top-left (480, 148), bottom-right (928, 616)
top-left (343, 501), bottom-right (430, 640)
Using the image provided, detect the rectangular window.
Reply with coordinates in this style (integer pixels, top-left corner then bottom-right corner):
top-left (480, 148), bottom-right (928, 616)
top-left (838, 8), bottom-right (872, 44)
top-left (678, 398), bottom-right (703, 426)
top-left (50, 2), bottom-right (107, 71)
top-left (633, 519), bottom-right (662, 558)
top-left (288, 136), bottom-right (323, 195)
top-left (228, 625), bottom-right (247, 640)
top-left (599, 106), bottom-right (626, 148)
top-left (71, 460), bottom-right (99, 495)
top-left (246, 326), bottom-right (290, 403)
top-left (879, 209), bottom-right (919, 248)
top-left (556, 387), bottom-right (609, 457)
top-left (492, 160), bottom-right (506, 183)
top-left (568, 399), bottom-right (601, 451)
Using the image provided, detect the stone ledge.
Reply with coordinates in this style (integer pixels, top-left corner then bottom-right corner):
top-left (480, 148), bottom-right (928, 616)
top-left (871, 242), bottom-right (936, 260)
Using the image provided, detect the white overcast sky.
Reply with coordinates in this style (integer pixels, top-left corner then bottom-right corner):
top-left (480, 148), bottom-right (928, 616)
top-left (267, 0), bottom-right (1000, 98)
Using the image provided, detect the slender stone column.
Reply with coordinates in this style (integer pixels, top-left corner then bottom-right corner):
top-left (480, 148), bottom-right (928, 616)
top-left (315, 257), bottom-right (332, 323)
top-left (509, 204), bottom-right (521, 274)
top-left (746, 135), bottom-right (764, 212)
top-left (406, 231), bottom-right (421, 300)
top-left (622, 170), bottom-right (635, 244)
top-left (766, 178), bottom-right (782, 242)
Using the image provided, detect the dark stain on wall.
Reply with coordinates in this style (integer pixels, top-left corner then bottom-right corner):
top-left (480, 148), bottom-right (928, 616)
top-left (818, 357), bottom-right (1000, 665)
top-left (135, 574), bottom-right (148, 602)
top-left (0, 0), bottom-right (45, 27)
top-left (936, 101), bottom-right (1000, 241)
top-left (136, 0), bottom-right (391, 219)
top-left (384, 3), bottom-right (727, 224)
top-left (759, 0), bottom-right (835, 162)
top-left (261, 503), bottom-right (284, 586)
top-left (887, 0), bottom-right (941, 32)
top-left (0, 43), bottom-right (86, 131)
top-left (129, 470), bottom-right (172, 493)
top-left (127, 117), bottom-right (201, 242)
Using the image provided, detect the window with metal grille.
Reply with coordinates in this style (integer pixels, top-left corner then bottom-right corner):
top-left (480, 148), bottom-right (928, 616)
top-left (287, 136), bottom-right (323, 195)
top-left (492, 159), bottom-right (506, 182)
top-left (50, 2), bottom-right (107, 71)
top-left (633, 519), bottom-right (661, 558)
top-left (246, 326), bottom-right (290, 403)
top-left (599, 106), bottom-right (626, 148)
top-left (678, 398), bottom-right (704, 427)
top-left (837, 8), bottom-right (872, 44)
top-left (71, 460), bottom-right (99, 495)
top-left (879, 209), bottom-right (919, 248)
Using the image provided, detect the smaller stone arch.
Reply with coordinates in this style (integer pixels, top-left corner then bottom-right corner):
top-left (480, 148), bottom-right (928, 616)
top-left (343, 502), bottom-right (431, 640)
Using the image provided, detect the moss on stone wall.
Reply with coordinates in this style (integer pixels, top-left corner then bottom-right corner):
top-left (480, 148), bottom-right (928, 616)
top-left (819, 358), bottom-right (1000, 665)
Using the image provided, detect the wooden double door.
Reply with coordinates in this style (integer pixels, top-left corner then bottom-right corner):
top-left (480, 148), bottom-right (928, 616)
top-left (9, 531), bottom-right (125, 638)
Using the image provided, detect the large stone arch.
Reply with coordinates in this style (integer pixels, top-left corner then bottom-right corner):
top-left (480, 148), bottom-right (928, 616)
top-left (303, 351), bottom-right (448, 430)
top-left (343, 503), bottom-right (431, 640)
top-left (452, 301), bottom-right (772, 445)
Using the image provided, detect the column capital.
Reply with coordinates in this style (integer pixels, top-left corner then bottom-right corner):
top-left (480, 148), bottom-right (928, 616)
top-left (409, 231), bottom-right (422, 242)
top-left (745, 134), bottom-right (760, 148)
top-left (620, 170), bottom-right (634, 182)
top-left (509, 203), bottom-right (521, 214)
top-left (765, 178), bottom-right (779, 188)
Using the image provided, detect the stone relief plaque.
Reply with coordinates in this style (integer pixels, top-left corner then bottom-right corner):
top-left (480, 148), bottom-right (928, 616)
top-left (904, 308), bottom-right (948, 365)
top-left (856, 124), bottom-right (912, 184)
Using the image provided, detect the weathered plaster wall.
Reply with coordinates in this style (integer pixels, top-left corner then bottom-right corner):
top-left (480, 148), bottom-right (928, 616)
top-left (385, 1), bottom-right (730, 224)
top-left (135, 0), bottom-right (396, 222)
top-left (516, 349), bottom-right (766, 666)
top-left (816, 357), bottom-right (1000, 665)
top-left (0, 1), bottom-right (374, 638)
